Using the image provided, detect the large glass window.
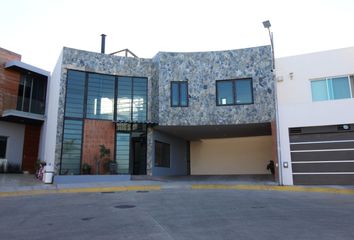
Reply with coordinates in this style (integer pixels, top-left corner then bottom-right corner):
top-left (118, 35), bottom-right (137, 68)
top-left (0, 136), bottom-right (7, 159)
top-left (61, 120), bottom-right (83, 175)
top-left (116, 132), bottom-right (130, 174)
top-left (171, 81), bottom-right (188, 107)
top-left (65, 70), bottom-right (85, 118)
top-left (117, 77), bottom-right (147, 122)
top-left (86, 74), bottom-right (115, 120)
top-left (311, 76), bottom-right (353, 101)
top-left (216, 79), bottom-right (253, 105)
top-left (16, 74), bottom-right (47, 114)
top-left (155, 141), bottom-right (170, 168)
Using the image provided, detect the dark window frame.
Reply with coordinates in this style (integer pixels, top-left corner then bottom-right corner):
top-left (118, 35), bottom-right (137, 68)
top-left (216, 78), bottom-right (254, 106)
top-left (170, 81), bottom-right (189, 107)
top-left (154, 141), bottom-right (170, 168)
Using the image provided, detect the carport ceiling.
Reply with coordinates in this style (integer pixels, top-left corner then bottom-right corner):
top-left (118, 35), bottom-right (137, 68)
top-left (154, 122), bottom-right (272, 141)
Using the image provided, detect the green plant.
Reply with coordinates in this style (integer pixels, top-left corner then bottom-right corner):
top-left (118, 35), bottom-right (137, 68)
top-left (100, 145), bottom-right (116, 174)
top-left (82, 163), bottom-right (92, 175)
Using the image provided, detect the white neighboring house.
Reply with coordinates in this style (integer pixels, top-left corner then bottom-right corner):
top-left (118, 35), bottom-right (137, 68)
top-left (276, 47), bottom-right (354, 185)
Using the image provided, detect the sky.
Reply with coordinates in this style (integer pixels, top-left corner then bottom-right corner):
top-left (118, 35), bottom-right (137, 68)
top-left (1, 0), bottom-right (354, 72)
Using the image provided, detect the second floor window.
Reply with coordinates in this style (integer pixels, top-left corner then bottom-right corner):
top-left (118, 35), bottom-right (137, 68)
top-left (171, 81), bottom-right (188, 107)
top-left (216, 78), bottom-right (253, 105)
top-left (311, 75), bottom-right (354, 101)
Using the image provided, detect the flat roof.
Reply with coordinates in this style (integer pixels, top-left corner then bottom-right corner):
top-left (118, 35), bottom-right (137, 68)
top-left (5, 60), bottom-right (50, 78)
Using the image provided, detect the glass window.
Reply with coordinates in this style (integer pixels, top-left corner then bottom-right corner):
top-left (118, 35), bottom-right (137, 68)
top-left (116, 132), bottom-right (130, 174)
top-left (0, 136), bottom-right (7, 159)
top-left (86, 73), bottom-right (115, 120)
top-left (236, 79), bottom-right (253, 104)
top-left (65, 70), bottom-right (85, 118)
top-left (216, 79), bottom-right (253, 105)
top-left (61, 120), bottom-right (83, 175)
top-left (117, 77), bottom-right (148, 122)
top-left (155, 141), bottom-right (170, 168)
top-left (171, 81), bottom-right (188, 107)
top-left (311, 76), bottom-right (352, 101)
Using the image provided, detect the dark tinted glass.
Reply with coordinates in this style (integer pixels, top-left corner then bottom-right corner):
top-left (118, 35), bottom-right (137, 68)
top-left (217, 81), bottom-right (233, 105)
top-left (61, 120), bottom-right (83, 175)
top-left (235, 79), bottom-right (253, 104)
top-left (65, 70), bottom-right (85, 118)
top-left (180, 82), bottom-right (188, 106)
top-left (86, 73), bottom-right (115, 120)
top-left (0, 136), bottom-right (7, 159)
top-left (155, 141), bottom-right (170, 168)
top-left (171, 82), bottom-right (179, 106)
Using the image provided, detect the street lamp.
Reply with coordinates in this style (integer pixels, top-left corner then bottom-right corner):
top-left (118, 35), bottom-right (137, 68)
top-left (262, 20), bottom-right (283, 185)
top-left (263, 20), bottom-right (275, 69)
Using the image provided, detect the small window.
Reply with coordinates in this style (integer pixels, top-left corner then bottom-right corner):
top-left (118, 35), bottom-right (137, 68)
top-left (0, 136), bottom-right (8, 159)
top-left (311, 76), bottom-right (352, 101)
top-left (171, 81), bottom-right (188, 107)
top-left (155, 141), bottom-right (170, 168)
top-left (216, 79), bottom-right (253, 105)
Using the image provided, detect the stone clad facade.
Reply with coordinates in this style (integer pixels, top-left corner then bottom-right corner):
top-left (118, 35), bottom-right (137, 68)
top-left (50, 45), bottom-right (275, 177)
top-left (154, 46), bottom-right (274, 126)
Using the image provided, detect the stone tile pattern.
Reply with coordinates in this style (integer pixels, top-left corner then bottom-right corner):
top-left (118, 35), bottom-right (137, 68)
top-left (154, 46), bottom-right (275, 126)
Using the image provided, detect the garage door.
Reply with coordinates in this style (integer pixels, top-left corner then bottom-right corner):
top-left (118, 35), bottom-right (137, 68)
top-left (289, 124), bottom-right (354, 185)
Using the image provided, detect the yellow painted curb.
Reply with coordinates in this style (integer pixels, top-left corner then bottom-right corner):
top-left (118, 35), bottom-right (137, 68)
top-left (191, 184), bottom-right (354, 195)
top-left (0, 185), bottom-right (161, 198)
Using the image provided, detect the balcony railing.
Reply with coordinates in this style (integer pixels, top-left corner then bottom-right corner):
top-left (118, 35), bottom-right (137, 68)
top-left (1, 93), bottom-right (45, 115)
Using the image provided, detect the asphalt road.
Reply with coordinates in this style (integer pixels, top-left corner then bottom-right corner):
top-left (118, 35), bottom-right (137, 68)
top-left (1, 189), bottom-right (354, 240)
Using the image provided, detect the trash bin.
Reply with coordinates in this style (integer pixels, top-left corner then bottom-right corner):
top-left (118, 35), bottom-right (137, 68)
top-left (44, 171), bottom-right (54, 184)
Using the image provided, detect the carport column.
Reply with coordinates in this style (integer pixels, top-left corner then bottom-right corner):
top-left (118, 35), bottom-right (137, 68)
top-left (146, 128), bottom-right (153, 176)
top-left (271, 121), bottom-right (279, 183)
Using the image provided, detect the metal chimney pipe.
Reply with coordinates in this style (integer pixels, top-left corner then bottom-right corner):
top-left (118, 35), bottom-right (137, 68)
top-left (100, 34), bottom-right (106, 54)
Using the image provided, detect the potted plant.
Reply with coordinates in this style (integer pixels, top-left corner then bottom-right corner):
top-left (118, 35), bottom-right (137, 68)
top-left (82, 163), bottom-right (92, 175)
top-left (266, 160), bottom-right (275, 175)
top-left (100, 145), bottom-right (117, 174)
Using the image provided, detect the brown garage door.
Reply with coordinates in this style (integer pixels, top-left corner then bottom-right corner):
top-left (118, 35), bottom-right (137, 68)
top-left (289, 124), bottom-right (354, 185)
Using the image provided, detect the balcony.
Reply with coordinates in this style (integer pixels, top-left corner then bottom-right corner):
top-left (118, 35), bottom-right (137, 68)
top-left (1, 93), bottom-right (45, 123)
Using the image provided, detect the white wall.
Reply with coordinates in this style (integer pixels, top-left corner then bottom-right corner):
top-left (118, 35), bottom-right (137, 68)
top-left (276, 47), bottom-right (354, 185)
top-left (42, 51), bottom-right (63, 172)
top-left (0, 121), bottom-right (25, 166)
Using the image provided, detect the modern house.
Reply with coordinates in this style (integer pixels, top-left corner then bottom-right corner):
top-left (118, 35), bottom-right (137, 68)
top-left (276, 47), bottom-right (354, 185)
top-left (43, 45), bottom-right (277, 182)
top-left (0, 47), bottom-right (49, 173)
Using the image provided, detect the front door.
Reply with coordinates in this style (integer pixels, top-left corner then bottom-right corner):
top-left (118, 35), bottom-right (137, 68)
top-left (131, 137), bottom-right (146, 175)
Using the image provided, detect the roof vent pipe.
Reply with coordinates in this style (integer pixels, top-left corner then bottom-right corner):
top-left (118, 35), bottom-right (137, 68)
top-left (100, 34), bottom-right (106, 54)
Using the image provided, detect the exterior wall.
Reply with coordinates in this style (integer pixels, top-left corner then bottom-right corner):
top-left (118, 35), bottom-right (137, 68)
top-left (0, 48), bottom-right (21, 115)
top-left (152, 130), bottom-right (188, 176)
top-left (190, 136), bottom-right (273, 175)
top-left (154, 46), bottom-right (275, 126)
top-left (43, 51), bottom-right (62, 173)
top-left (82, 119), bottom-right (115, 174)
top-left (276, 47), bottom-right (354, 185)
top-left (22, 124), bottom-right (41, 173)
top-left (0, 121), bottom-right (25, 166)
top-left (53, 47), bottom-right (157, 174)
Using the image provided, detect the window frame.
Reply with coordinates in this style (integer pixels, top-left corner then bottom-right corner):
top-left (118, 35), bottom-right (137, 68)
top-left (216, 78), bottom-right (254, 106)
top-left (154, 141), bottom-right (171, 168)
top-left (170, 81), bottom-right (189, 107)
top-left (310, 75), bottom-right (353, 102)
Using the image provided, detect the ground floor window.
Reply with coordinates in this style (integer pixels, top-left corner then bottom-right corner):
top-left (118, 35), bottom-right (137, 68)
top-left (155, 141), bottom-right (170, 168)
top-left (0, 136), bottom-right (7, 158)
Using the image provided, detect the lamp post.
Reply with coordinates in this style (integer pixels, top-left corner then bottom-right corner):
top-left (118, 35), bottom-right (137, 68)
top-left (263, 20), bottom-right (275, 69)
top-left (263, 20), bottom-right (283, 185)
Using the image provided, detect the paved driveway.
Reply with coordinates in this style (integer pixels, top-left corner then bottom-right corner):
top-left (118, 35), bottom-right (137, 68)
top-left (1, 189), bottom-right (354, 240)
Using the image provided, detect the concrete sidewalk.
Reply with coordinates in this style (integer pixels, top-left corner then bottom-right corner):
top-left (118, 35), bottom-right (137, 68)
top-left (1, 174), bottom-right (354, 197)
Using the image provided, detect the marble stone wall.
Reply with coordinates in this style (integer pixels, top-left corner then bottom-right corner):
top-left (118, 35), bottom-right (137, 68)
top-left (154, 46), bottom-right (275, 126)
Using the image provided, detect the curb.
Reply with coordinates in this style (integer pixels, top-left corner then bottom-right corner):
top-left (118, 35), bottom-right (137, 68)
top-left (0, 185), bottom-right (161, 198)
top-left (191, 184), bottom-right (354, 195)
